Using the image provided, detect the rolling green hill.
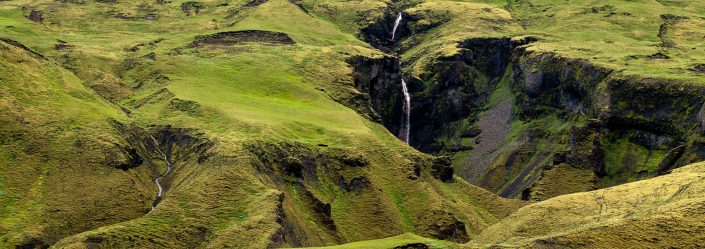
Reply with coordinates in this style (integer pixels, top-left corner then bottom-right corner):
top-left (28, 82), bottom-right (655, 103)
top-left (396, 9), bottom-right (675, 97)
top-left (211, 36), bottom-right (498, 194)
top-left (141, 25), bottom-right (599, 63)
top-left (0, 0), bottom-right (704, 248)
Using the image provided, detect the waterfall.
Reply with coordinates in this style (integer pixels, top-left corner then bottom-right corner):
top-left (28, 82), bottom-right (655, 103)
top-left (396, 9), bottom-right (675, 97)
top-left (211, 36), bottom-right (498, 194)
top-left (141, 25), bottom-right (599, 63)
top-left (392, 12), bottom-right (410, 144)
top-left (391, 12), bottom-right (402, 41)
top-left (400, 78), bottom-right (411, 144)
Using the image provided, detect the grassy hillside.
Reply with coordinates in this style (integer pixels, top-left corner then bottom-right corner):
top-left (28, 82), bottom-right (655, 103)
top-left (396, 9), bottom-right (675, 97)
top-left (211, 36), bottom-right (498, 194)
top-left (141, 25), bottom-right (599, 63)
top-left (1, 0), bottom-right (705, 248)
top-left (300, 160), bottom-right (705, 248)
top-left (509, 0), bottom-right (705, 82)
top-left (468, 161), bottom-right (705, 248)
top-left (0, 0), bottom-right (522, 248)
top-left (0, 37), bottom-right (149, 248)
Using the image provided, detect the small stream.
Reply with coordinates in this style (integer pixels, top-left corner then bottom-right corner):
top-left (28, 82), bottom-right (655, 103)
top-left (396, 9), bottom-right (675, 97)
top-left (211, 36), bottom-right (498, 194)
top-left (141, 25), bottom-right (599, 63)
top-left (151, 137), bottom-right (173, 210)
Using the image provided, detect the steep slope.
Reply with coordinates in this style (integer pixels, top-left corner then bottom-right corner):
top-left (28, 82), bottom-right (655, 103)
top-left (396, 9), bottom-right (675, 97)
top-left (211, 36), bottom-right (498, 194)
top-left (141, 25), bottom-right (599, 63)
top-left (0, 39), bottom-right (147, 248)
top-left (0, 0), bottom-right (522, 248)
top-left (469, 161), bottom-right (705, 248)
top-left (301, 161), bottom-right (705, 249)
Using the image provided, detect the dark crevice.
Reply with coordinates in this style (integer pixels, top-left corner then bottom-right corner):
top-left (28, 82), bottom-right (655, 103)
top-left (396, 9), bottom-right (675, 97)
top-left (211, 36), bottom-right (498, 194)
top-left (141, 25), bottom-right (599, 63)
top-left (110, 121), bottom-right (214, 209)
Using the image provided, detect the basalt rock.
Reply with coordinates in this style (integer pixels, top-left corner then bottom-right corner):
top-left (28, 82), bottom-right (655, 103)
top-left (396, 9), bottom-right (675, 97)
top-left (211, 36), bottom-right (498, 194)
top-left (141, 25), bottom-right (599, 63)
top-left (673, 141), bottom-right (705, 168)
top-left (510, 50), bottom-right (612, 119)
top-left (658, 14), bottom-right (689, 47)
top-left (566, 126), bottom-right (606, 176)
top-left (15, 237), bottom-right (50, 249)
top-left (244, 0), bottom-right (269, 7)
top-left (410, 37), bottom-right (529, 151)
top-left (0, 38), bottom-right (44, 59)
top-left (346, 55), bottom-right (404, 133)
top-left (268, 193), bottom-right (303, 248)
top-left (657, 144), bottom-right (686, 174)
top-left (181, 2), bottom-right (205, 16)
top-left (361, 11), bottom-right (411, 52)
top-left (288, 0), bottom-right (309, 14)
top-left (502, 48), bottom-right (705, 195)
top-left (338, 176), bottom-right (369, 192)
top-left (431, 156), bottom-right (453, 182)
top-left (419, 210), bottom-right (469, 243)
top-left (394, 243), bottom-right (429, 249)
top-left (691, 64), bottom-right (705, 74)
top-left (598, 76), bottom-right (705, 136)
top-left (26, 9), bottom-right (43, 22)
top-left (114, 147), bottom-right (143, 170)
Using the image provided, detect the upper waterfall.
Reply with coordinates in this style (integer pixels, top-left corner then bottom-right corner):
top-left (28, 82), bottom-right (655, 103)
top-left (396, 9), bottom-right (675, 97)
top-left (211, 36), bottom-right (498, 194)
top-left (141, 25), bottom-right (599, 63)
top-left (391, 12), bottom-right (402, 41)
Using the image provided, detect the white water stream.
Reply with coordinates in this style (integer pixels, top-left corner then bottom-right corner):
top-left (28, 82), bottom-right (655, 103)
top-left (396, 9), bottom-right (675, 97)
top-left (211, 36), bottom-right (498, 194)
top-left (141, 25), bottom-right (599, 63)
top-left (391, 12), bottom-right (402, 41)
top-left (150, 136), bottom-right (172, 210)
top-left (400, 78), bottom-right (411, 144)
top-left (391, 12), bottom-right (411, 144)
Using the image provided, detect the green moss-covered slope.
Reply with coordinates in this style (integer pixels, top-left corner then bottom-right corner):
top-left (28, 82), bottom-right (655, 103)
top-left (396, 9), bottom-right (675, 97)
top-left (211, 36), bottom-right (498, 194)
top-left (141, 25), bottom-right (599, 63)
top-left (1, 0), bottom-right (705, 248)
top-left (0, 0), bottom-right (522, 248)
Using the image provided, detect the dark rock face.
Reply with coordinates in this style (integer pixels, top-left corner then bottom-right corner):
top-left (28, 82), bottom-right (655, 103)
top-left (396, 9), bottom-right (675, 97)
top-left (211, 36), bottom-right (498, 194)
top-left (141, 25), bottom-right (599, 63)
top-left (288, 0), bottom-right (309, 14)
top-left (346, 55), bottom-right (405, 136)
top-left (673, 141), bottom-right (705, 168)
top-left (598, 76), bottom-right (705, 136)
top-left (268, 193), bottom-right (302, 249)
top-left (691, 64), bottom-right (705, 74)
top-left (658, 14), bottom-right (689, 47)
top-left (361, 12), bottom-right (410, 52)
top-left (657, 145), bottom-right (686, 174)
top-left (310, 196), bottom-right (335, 230)
top-left (521, 188), bottom-right (532, 201)
top-left (190, 30), bottom-right (295, 47)
top-left (0, 38), bottom-right (44, 59)
top-left (431, 156), bottom-right (453, 182)
top-left (27, 10), bottom-right (43, 22)
top-left (115, 147), bottom-right (143, 170)
top-left (566, 126), bottom-right (606, 177)
top-left (16, 237), bottom-right (49, 249)
top-left (338, 176), bottom-right (370, 192)
top-left (111, 122), bottom-right (214, 182)
top-left (244, 0), bottom-right (269, 7)
top-left (181, 2), bottom-right (205, 16)
top-left (420, 210), bottom-right (469, 243)
top-left (510, 50), bottom-right (612, 119)
top-left (411, 38), bottom-right (516, 152)
top-left (394, 243), bottom-right (429, 249)
top-left (505, 48), bottom-right (705, 196)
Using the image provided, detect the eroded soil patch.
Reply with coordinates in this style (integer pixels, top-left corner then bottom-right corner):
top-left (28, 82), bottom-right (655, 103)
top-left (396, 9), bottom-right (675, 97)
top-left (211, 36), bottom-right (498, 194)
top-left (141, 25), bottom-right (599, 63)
top-left (190, 30), bottom-right (295, 48)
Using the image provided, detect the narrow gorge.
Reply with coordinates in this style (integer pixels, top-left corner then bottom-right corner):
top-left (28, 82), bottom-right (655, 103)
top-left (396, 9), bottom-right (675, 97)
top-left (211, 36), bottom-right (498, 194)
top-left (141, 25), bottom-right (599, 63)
top-left (353, 8), bottom-right (705, 201)
top-left (151, 136), bottom-right (173, 209)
